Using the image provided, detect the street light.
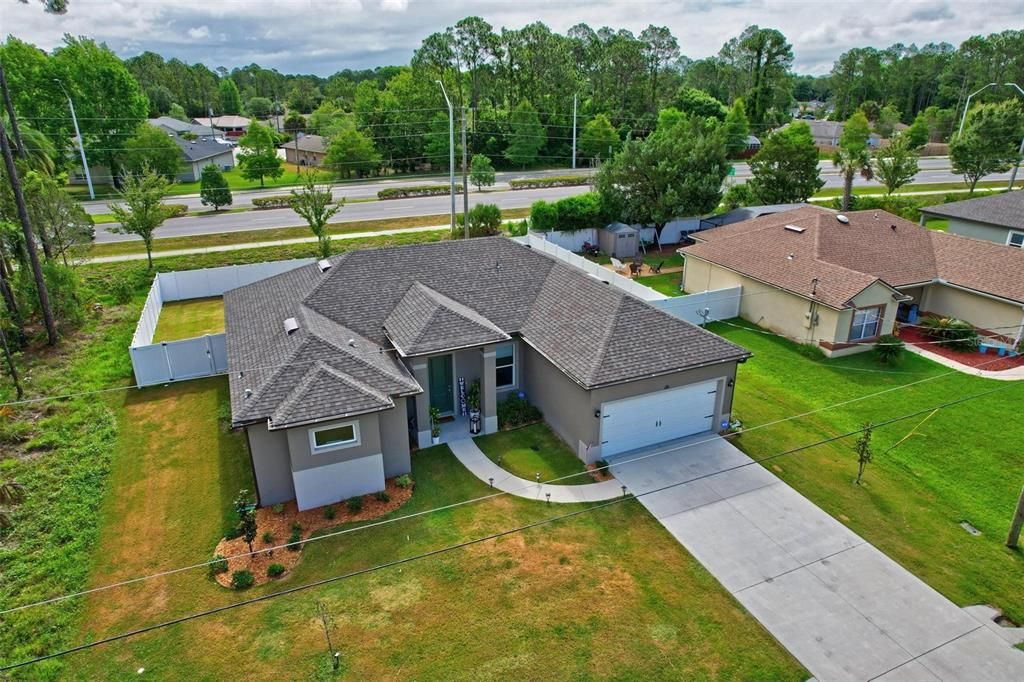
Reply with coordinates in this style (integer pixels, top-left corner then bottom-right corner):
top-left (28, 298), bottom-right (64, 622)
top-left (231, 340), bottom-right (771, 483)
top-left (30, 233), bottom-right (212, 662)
top-left (1004, 83), bottom-right (1024, 191)
top-left (54, 79), bottom-right (94, 200)
top-left (956, 82), bottom-right (997, 138)
top-left (436, 80), bottom-right (455, 234)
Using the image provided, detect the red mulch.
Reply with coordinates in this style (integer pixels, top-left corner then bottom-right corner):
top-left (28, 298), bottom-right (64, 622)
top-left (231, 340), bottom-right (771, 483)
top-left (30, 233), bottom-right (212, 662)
top-left (898, 327), bottom-right (1024, 371)
top-left (213, 477), bottom-right (413, 588)
top-left (586, 463), bottom-right (614, 481)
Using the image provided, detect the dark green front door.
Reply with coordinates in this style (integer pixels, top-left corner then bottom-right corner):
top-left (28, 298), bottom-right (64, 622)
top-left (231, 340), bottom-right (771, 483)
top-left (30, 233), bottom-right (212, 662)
top-left (428, 355), bottom-right (454, 415)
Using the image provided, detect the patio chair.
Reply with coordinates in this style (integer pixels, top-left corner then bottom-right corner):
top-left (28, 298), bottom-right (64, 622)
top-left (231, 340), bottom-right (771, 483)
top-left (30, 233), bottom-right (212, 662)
top-left (629, 262), bottom-right (642, 277)
top-left (609, 257), bottom-right (628, 275)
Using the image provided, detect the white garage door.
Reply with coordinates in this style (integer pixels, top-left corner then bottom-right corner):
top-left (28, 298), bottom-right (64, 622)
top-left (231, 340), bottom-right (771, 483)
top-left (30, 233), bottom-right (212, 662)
top-left (292, 454), bottom-right (385, 511)
top-left (600, 379), bottom-right (720, 458)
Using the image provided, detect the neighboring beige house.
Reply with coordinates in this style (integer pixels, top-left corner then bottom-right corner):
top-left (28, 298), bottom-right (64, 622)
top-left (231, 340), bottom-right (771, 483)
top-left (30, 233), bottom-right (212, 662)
top-left (680, 206), bottom-right (1024, 356)
top-left (192, 115), bottom-right (251, 138)
top-left (919, 191), bottom-right (1024, 248)
top-left (281, 134), bottom-right (327, 167)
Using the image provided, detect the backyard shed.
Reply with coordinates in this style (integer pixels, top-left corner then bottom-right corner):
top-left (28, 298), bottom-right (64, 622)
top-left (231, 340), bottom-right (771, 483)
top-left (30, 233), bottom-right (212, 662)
top-left (599, 222), bottom-right (640, 258)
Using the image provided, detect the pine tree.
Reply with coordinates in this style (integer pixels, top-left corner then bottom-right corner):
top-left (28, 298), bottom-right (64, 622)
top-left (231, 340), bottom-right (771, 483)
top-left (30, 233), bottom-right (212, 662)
top-left (199, 163), bottom-right (232, 211)
top-left (724, 98), bottom-right (750, 157)
top-left (504, 100), bottom-right (545, 168)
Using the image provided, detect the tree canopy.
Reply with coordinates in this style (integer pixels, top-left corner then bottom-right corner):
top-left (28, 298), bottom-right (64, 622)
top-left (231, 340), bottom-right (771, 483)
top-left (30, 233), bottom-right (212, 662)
top-left (237, 122), bottom-right (284, 187)
top-left (747, 122), bottom-right (824, 203)
top-left (121, 124), bottom-right (181, 180)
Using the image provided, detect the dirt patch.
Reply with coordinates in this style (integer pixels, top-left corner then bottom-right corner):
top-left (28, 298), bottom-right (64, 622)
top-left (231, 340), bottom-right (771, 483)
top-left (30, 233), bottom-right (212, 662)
top-left (213, 478), bottom-right (413, 588)
top-left (586, 463), bottom-right (614, 482)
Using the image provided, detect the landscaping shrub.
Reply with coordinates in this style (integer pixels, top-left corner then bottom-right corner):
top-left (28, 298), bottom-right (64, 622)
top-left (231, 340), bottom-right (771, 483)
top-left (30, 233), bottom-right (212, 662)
top-left (918, 317), bottom-right (980, 351)
top-left (346, 496), bottom-right (363, 513)
top-left (291, 521), bottom-right (302, 533)
top-left (251, 195), bottom-right (293, 209)
top-left (395, 474), bottom-right (412, 489)
top-left (509, 175), bottom-right (590, 190)
top-left (261, 531), bottom-right (274, 544)
top-left (375, 491), bottom-right (391, 503)
top-left (267, 563), bottom-right (286, 578)
top-left (454, 203), bottom-right (502, 238)
top-left (230, 569), bottom-right (255, 589)
top-left (323, 504), bottom-right (335, 520)
top-left (529, 200), bottom-right (559, 231)
top-left (286, 530), bottom-right (302, 552)
top-left (209, 554), bottom-right (228, 576)
top-left (594, 459), bottom-right (609, 471)
top-left (794, 343), bottom-right (826, 361)
top-left (555, 192), bottom-right (606, 232)
top-left (163, 203), bottom-right (189, 218)
top-left (875, 334), bottom-right (905, 363)
top-left (272, 503), bottom-right (285, 515)
top-left (507, 219), bottom-right (528, 237)
top-left (497, 393), bottom-right (542, 429)
top-left (377, 184), bottom-right (463, 200)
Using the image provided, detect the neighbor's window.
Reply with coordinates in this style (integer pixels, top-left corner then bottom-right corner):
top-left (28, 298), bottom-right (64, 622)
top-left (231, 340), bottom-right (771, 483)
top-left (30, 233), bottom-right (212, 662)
top-left (309, 422), bottom-right (360, 452)
top-left (1008, 231), bottom-right (1024, 249)
top-left (495, 343), bottom-right (515, 388)
top-left (850, 307), bottom-right (882, 341)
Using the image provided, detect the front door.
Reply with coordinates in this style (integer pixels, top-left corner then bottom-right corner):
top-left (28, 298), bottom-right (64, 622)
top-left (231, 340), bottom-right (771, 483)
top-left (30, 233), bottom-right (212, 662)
top-left (428, 355), bottom-right (454, 415)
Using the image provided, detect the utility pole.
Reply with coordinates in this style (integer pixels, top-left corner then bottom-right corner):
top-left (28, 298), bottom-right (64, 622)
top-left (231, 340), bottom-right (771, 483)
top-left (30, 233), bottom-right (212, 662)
top-left (0, 119), bottom-right (57, 346)
top-left (54, 79), bottom-right (94, 200)
top-left (461, 106), bottom-right (469, 239)
top-left (437, 80), bottom-right (455, 234)
top-left (1008, 485), bottom-right (1024, 549)
top-left (571, 93), bottom-right (577, 170)
top-left (0, 66), bottom-right (25, 160)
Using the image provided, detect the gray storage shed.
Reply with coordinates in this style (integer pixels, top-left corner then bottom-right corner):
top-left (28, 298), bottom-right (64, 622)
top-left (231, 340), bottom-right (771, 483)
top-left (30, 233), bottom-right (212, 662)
top-left (599, 222), bottom-right (639, 258)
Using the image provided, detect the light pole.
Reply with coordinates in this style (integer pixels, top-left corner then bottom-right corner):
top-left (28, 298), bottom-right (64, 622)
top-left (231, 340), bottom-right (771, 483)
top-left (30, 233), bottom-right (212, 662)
top-left (956, 82), bottom-right (997, 138)
top-left (436, 80), bottom-right (455, 234)
top-left (571, 93), bottom-right (577, 170)
top-left (54, 79), bottom-right (94, 200)
top-left (1003, 82), bottom-right (1024, 191)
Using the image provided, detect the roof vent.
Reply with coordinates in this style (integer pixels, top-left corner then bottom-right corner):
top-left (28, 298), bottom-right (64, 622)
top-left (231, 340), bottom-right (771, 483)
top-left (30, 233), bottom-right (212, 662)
top-left (836, 214), bottom-right (850, 224)
top-left (784, 224), bottom-right (806, 233)
top-left (890, 224), bottom-right (897, 231)
top-left (316, 259), bottom-right (332, 273)
top-left (244, 388), bottom-right (252, 399)
top-left (787, 253), bottom-right (795, 261)
top-left (284, 317), bottom-right (299, 335)
top-left (348, 338), bottom-right (357, 347)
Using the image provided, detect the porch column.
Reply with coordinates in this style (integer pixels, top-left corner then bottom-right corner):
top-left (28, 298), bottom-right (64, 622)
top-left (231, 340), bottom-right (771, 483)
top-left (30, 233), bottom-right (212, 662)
top-left (412, 361), bottom-right (432, 448)
top-left (480, 345), bottom-right (498, 434)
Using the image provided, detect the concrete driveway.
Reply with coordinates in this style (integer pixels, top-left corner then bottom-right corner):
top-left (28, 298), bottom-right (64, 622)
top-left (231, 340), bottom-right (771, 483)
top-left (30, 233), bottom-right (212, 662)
top-left (610, 434), bottom-right (1024, 681)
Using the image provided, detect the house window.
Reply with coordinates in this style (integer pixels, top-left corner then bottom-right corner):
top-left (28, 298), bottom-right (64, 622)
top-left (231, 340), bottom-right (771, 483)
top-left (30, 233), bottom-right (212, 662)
top-left (495, 343), bottom-right (515, 388)
top-left (849, 307), bottom-right (882, 341)
top-left (1007, 231), bottom-right (1024, 249)
top-left (308, 421), bottom-right (360, 453)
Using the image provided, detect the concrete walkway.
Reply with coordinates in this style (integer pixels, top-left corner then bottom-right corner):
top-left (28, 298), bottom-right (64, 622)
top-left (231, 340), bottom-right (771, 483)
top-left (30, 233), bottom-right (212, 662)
top-left (447, 438), bottom-right (623, 503)
top-left (905, 344), bottom-right (1024, 381)
top-left (610, 433), bottom-right (1024, 681)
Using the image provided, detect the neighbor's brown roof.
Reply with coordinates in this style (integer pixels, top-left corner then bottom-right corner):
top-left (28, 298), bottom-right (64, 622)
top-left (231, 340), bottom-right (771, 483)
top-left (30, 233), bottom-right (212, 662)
top-left (682, 206), bottom-right (1024, 309)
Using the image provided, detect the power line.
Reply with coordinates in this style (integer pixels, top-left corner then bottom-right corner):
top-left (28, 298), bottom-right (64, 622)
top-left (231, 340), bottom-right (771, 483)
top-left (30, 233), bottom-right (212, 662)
top-left (0, 383), bottom-right (1012, 673)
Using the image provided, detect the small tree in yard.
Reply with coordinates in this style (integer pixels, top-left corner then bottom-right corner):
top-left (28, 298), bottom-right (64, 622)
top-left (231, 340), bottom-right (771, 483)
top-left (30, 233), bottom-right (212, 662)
top-left (469, 154), bottom-right (496, 192)
top-left (854, 422), bottom-right (874, 485)
top-left (237, 121), bottom-right (284, 188)
top-left (108, 167), bottom-right (172, 269)
top-left (314, 600), bottom-right (340, 670)
top-left (290, 171), bottom-right (343, 258)
top-left (455, 203), bottom-right (502, 238)
top-left (950, 100), bottom-right (1024, 195)
top-left (747, 121), bottom-right (823, 203)
top-left (199, 164), bottom-right (232, 211)
top-left (873, 135), bottom-right (919, 195)
top-left (234, 489), bottom-right (257, 554)
top-left (833, 111), bottom-right (873, 211)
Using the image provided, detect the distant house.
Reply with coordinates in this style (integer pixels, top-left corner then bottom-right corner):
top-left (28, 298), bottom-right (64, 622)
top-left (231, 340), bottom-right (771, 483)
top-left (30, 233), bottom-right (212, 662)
top-left (171, 136), bottom-right (235, 182)
top-left (919, 191), bottom-right (1024, 248)
top-left (149, 116), bottom-right (210, 138)
top-left (192, 115), bottom-right (251, 138)
top-left (778, 120), bottom-right (881, 149)
top-left (281, 134), bottom-right (327, 167)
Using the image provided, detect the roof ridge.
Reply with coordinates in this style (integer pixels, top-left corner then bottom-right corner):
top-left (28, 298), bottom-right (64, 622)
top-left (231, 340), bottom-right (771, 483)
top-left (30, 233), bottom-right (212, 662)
top-left (233, 337), bottom-right (311, 421)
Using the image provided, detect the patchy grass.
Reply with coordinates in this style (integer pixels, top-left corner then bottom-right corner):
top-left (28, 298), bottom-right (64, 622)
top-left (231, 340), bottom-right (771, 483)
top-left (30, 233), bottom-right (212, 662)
top-left (636, 272), bottom-right (685, 297)
top-left (709, 319), bottom-right (1024, 623)
top-left (152, 297), bottom-right (225, 342)
top-left (474, 423), bottom-right (591, 484)
top-left (811, 179), bottom-right (1022, 199)
top-left (640, 246), bottom-right (685, 269)
top-left (924, 218), bottom-right (949, 231)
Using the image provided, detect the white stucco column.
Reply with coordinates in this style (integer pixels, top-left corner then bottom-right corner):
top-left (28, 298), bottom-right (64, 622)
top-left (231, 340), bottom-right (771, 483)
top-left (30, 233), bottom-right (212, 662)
top-left (480, 345), bottom-right (498, 434)
top-left (411, 361), bottom-right (432, 448)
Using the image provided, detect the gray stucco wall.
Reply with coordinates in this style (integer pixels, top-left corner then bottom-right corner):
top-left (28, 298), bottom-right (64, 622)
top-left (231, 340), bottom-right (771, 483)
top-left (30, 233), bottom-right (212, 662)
top-left (378, 398), bottom-right (412, 477)
top-left (286, 413), bottom-right (383, 472)
top-left (945, 218), bottom-right (1014, 245)
top-left (247, 422), bottom-right (294, 506)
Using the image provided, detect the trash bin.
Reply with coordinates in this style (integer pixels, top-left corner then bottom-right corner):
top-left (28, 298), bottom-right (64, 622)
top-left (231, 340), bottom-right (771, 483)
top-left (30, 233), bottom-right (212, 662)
top-left (469, 410), bottom-right (481, 435)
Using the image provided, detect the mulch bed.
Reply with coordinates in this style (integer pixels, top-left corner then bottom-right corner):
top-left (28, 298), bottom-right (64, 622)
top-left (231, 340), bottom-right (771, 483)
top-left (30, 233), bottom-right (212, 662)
top-left (586, 463), bottom-right (614, 482)
top-left (212, 477), bottom-right (413, 588)
top-left (899, 327), bottom-right (1024, 372)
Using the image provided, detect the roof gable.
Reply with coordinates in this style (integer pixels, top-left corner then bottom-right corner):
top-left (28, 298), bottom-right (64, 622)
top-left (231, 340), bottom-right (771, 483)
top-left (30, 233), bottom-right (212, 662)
top-left (384, 283), bottom-right (510, 356)
top-left (270, 361), bottom-right (393, 428)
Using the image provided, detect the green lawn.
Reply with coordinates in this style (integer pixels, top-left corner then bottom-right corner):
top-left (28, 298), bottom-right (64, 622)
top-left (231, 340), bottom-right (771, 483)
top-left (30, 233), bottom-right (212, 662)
top-left (636, 272), bottom-right (684, 297)
top-left (474, 423), bottom-right (592, 484)
top-left (924, 218), bottom-right (948, 231)
top-left (811, 179), bottom-right (1021, 199)
top-left (709, 319), bottom-right (1024, 623)
top-left (641, 246), bottom-right (685, 269)
top-left (152, 297), bottom-right (225, 342)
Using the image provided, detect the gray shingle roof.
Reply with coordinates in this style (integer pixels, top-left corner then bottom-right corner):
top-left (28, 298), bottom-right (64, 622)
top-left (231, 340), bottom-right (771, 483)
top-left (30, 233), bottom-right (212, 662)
top-left (226, 238), bottom-right (749, 427)
top-left (171, 135), bottom-right (233, 163)
top-left (919, 191), bottom-right (1024, 230)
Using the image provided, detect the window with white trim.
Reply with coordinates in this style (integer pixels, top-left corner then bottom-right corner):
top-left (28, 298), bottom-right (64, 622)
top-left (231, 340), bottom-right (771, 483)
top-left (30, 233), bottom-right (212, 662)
top-left (850, 307), bottom-right (882, 341)
top-left (1008, 231), bottom-right (1024, 249)
top-left (308, 421), bottom-right (360, 453)
top-left (495, 343), bottom-right (515, 388)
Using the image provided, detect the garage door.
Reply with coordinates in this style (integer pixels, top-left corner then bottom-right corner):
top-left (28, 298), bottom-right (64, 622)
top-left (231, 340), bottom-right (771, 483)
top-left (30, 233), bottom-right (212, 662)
top-left (600, 379), bottom-right (719, 458)
top-left (292, 454), bottom-right (385, 511)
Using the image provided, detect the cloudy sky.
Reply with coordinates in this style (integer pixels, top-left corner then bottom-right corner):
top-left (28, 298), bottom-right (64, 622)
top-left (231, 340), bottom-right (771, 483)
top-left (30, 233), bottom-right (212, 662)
top-left (6, 0), bottom-right (1022, 76)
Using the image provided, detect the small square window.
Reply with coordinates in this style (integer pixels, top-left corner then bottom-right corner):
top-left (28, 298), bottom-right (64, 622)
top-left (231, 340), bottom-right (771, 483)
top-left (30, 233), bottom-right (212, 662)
top-left (495, 343), bottom-right (515, 388)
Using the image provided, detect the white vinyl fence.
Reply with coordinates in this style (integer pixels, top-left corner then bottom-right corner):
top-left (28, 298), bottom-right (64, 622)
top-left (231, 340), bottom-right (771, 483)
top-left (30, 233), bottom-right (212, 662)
top-left (527, 228), bottom-right (598, 252)
top-left (130, 259), bottom-right (313, 387)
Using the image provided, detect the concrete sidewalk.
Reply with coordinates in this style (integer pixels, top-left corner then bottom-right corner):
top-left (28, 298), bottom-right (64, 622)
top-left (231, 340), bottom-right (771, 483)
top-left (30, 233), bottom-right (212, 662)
top-left (447, 438), bottom-right (623, 503)
top-left (611, 433), bottom-right (1024, 681)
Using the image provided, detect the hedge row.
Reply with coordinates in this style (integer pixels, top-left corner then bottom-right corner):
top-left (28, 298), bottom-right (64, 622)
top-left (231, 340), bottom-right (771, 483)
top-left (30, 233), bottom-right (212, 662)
top-left (509, 175), bottom-right (590, 190)
top-left (251, 195), bottom-right (293, 209)
top-left (163, 203), bottom-right (189, 218)
top-left (529, 192), bottom-right (612, 232)
top-left (378, 184), bottom-right (464, 200)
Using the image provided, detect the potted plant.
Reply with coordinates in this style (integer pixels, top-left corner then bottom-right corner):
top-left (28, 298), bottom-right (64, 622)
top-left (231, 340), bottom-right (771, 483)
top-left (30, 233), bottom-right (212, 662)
top-left (429, 406), bottom-right (442, 444)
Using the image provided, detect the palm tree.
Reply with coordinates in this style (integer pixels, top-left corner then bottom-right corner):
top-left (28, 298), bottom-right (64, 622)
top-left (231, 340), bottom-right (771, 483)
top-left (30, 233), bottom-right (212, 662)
top-left (832, 111), bottom-right (874, 211)
top-left (0, 480), bottom-right (25, 529)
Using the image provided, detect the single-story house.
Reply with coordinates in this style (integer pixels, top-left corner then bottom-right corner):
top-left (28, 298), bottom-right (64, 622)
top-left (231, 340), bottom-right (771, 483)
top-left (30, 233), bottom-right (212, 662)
top-left (779, 120), bottom-right (881, 149)
top-left (919, 191), bottom-right (1024, 248)
top-left (680, 206), bottom-right (1024, 356)
top-left (282, 134), bottom-right (327, 167)
top-left (193, 115), bottom-right (251, 138)
top-left (171, 136), bottom-right (235, 182)
top-left (226, 238), bottom-right (749, 510)
top-left (149, 116), bottom-right (210, 138)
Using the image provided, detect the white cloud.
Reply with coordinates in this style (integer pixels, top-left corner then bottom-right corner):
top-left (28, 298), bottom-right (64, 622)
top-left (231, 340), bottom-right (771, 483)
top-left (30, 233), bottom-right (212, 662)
top-left (381, 0), bottom-right (409, 12)
top-left (187, 25), bottom-right (210, 40)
